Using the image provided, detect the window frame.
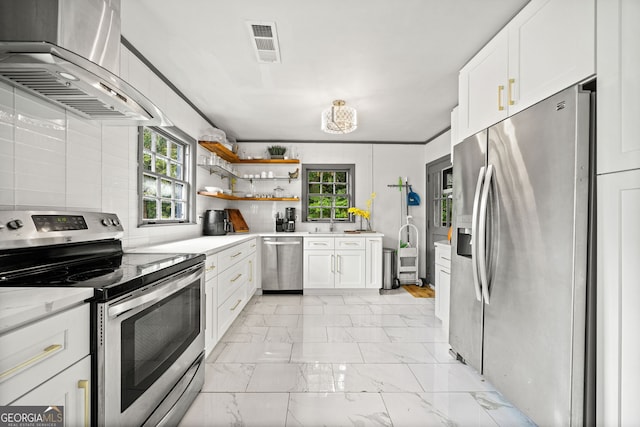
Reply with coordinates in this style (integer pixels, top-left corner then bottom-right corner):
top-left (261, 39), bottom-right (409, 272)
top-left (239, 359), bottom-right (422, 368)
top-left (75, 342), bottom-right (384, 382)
top-left (301, 163), bottom-right (355, 223)
top-left (137, 126), bottom-right (196, 226)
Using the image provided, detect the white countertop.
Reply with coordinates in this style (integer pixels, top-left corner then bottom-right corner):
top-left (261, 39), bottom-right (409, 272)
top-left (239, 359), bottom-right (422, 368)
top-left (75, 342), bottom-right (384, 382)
top-left (0, 287), bottom-right (94, 334)
top-left (129, 232), bottom-right (384, 255)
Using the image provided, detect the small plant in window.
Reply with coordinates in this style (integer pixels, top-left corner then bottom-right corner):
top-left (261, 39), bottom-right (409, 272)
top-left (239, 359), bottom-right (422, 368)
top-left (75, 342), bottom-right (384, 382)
top-left (348, 192), bottom-right (376, 231)
top-left (267, 145), bottom-right (287, 158)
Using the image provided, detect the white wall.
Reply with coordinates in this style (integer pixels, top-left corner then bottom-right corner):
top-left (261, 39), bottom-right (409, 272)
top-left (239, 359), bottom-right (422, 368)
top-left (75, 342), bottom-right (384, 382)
top-left (424, 130), bottom-right (451, 164)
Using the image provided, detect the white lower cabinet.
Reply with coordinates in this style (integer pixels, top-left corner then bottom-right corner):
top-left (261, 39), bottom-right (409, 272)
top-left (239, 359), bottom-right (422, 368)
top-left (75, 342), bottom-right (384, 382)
top-left (365, 237), bottom-right (383, 289)
top-left (434, 242), bottom-right (451, 340)
top-left (0, 303), bottom-right (91, 426)
top-left (597, 169), bottom-right (640, 425)
top-left (214, 238), bottom-right (257, 340)
top-left (11, 356), bottom-right (91, 427)
top-left (304, 236), bottom-right (382, 289)
top-left (204, 254), bottom-right (218, 357)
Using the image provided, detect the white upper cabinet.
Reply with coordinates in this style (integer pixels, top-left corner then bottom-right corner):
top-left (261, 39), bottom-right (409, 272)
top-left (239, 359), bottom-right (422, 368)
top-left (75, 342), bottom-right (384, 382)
top-left (458, 30), bottom-right (509, 140)
top-left (597, 0), bottom-right (640, 174)
top-left (507, 0), bottom-right (595, 116)
top-left (457, 0), bottom-right (595, 140)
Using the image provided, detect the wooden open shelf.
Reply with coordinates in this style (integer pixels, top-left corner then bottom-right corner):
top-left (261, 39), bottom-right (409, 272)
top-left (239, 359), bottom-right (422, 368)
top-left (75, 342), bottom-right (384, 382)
top-left (198, 141), bottom-right (300, 164)
top-left (197, 191), bottom-right (299, 202)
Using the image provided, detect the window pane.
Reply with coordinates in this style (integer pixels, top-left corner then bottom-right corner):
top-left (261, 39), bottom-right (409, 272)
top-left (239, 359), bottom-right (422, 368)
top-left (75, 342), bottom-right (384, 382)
top-left (335, 184), bottom-right (347, 194)
top-left (143, 175), bottom-right (157, 196)
top-left (335, 208), bottom-right (349, 219)
top-left (308, 208), bottom-right (321, 219)
top-left (321, 208), bottom-right (332, 218)
top-left (155, 158), bottom-right (167, 176)
top-left (169, 142), bottom-right (178, 160)
top-left (161, 179), bottom-right (172, 198)
top-left (308, 183), bottom-right (321, 194)
top-left (308, 171), bottom-right (320, 182)
top-left (157, 136), bottom-right (168, 156)
top-left (309, 196), bottom-right (323, 207)
top-left (335, 172), bottom-right (347, 183)
top-left (321, 184), bottom-right (334, 194)
top-left (175, 144), bottom-right (184, 162)
top-left (175, 202), bottom-right (185, 219)
top-left (321, 172), bottom-right (334, 183)
top-left (143, 129), bottom-right (152, 150)
top-left (335, 196), bottom-right (349, 207)
top-left (175, 183), bottom-right (185, 200)
top-left (170, 163), bottom-right (182, 179)
top-left (143, 199), bottom-right (157, 219)
top-left (161, 200), bottom-right (172, 219)
top-left (143, 152), bottom-right (152, 171)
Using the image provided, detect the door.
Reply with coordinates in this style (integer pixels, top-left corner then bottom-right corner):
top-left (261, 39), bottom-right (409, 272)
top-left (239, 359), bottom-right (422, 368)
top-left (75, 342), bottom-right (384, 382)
top-left (449, 130), bottom-right (487, 373)
top-left (425, 155), bottom-right (452, 286)
top-left (482, 86), bottom-right (591, 425)
top-left (335, 250), bottom-right (365, 288)
top-left (303, 251), bottom-right (334, 288)
top-left (458, 29), bottom-right (509, 139)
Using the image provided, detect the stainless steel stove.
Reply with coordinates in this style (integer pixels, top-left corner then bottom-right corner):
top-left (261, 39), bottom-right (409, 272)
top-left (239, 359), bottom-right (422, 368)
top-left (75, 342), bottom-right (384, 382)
top-left (0, 211), bottom-right (205, 426)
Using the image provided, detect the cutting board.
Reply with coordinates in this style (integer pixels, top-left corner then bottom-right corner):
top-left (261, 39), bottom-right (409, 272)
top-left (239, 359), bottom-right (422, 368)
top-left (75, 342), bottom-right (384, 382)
top-left (225, 209), bottom-right (249, 233)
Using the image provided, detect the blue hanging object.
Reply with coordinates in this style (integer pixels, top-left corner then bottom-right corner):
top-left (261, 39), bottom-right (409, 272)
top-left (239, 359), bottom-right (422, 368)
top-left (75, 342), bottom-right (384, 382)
top-left (407, 185), bottom-right (421, 206)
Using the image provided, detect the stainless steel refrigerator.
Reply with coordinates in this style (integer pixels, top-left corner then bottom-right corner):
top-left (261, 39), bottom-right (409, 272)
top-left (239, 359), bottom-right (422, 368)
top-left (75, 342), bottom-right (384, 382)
top-left (450, 84), bottom-right (595, 426)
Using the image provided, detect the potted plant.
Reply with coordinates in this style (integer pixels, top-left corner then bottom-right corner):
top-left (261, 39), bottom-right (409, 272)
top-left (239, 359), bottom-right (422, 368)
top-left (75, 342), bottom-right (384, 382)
top-left (267, 145), bottom-right (287, 159)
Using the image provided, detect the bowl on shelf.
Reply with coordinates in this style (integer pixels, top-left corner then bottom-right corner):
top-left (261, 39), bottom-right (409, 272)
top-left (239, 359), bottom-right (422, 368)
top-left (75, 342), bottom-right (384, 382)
top-left (203, 186), bottom-right (221, 193)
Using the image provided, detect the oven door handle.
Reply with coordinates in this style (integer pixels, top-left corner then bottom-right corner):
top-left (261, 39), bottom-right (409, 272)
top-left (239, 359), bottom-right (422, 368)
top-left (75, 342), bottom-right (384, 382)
top-left (108, 263), bottom-right (204, 319)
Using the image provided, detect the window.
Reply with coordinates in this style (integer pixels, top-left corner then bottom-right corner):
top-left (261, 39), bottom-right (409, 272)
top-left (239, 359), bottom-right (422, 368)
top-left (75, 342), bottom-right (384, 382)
top-left (139, 127), bottom-right (193, 224)
top-left (302, 164), bottom-right (355, 222)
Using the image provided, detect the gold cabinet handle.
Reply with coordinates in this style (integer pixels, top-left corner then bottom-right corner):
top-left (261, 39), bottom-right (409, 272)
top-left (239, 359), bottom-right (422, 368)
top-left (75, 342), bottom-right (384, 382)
top-left (231, 252), bottom-right (242, 258)
top-left (206, 265), bottom-right (216, 272)
top-left (77, 379), bottom-right (90, 427)
top-left (508, 78), bottom-right (515, 106)
top-left (230, 299), bottom-right (242, 311)
top-left (230, 273), bottom-right (242, 283)
top-left (497, 85), bottom-right (505, 111)
top-left (0, 344), bottom-right (62, 379)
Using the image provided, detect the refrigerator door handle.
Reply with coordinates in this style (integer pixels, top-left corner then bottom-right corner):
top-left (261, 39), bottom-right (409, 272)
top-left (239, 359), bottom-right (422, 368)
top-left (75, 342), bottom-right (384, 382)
top-left (470, 166), bottom-right (486, 302)
top-left (478, 164), bottom-right (494, 304)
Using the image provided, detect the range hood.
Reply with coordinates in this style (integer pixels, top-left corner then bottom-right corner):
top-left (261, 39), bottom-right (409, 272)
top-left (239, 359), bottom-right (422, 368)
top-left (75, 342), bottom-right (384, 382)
top-left (0, 0), bottom-right (171, 126)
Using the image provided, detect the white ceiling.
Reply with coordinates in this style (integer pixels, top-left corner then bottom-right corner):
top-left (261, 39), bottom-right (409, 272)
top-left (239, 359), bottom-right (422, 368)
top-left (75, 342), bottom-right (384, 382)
top-left (121, 0), bottom-right (529, 143)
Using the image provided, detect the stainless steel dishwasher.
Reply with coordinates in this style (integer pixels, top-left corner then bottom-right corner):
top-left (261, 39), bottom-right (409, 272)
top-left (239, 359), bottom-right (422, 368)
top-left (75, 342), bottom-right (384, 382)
top-left (262, 236), bottom-right (303, 293)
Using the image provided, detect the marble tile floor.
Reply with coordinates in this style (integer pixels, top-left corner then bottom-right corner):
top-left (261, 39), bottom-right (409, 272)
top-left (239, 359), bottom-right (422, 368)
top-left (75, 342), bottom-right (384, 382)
top-left (179, 291), bottom-right (536, 426)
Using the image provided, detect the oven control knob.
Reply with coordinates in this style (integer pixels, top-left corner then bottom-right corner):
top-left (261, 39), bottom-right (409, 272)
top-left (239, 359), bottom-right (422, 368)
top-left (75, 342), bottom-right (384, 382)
top-left (7, 219), bottom-right (23, 230)
top-left (112, 218), bottom-right (120, 226)
top-left (101, 218), bottom-right (112, 226)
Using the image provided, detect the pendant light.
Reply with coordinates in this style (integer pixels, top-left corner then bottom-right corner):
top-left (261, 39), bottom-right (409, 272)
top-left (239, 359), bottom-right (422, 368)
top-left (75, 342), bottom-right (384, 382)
top-left (321, 100), bottom-right (357, 134)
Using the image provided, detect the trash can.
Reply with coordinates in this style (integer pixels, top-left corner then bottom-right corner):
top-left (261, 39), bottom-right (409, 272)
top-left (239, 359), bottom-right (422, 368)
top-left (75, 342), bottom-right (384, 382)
top-left (382, 248), bottom-right (396, 290)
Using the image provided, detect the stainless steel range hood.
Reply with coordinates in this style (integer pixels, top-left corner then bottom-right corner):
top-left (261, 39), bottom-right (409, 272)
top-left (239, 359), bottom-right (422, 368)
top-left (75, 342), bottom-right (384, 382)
top-left (0, 0), bottom-right (171, 126)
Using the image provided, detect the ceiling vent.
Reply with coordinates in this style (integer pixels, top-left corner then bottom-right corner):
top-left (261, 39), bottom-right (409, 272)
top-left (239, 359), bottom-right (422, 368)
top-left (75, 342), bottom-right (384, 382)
top-left (246, 21), bottom-right (281, 63)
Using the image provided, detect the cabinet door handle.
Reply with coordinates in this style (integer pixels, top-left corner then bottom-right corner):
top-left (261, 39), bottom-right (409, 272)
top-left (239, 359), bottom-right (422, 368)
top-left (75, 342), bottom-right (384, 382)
top-left (230, 252), bottom-right (242, 258)
top-left (249, 260), bottom-right (253, 282)
top-left (230, 273), bottom-right (242, 283)
top-left (77, 379), bottom-right (90, 427)
top-left (331, 254), bottom-right (335, 273)
top-left (230, 299), bottom-right (242, 311)
top-left (337, 255), bottom-right (342, 274)
top-left (497, 85), bottom-right (505, 111)
top-left (0, 344), bottom-right (62, 379)
top-left (508, 78), bottom-right (515, 106)
top-left (206, 265), bottom-right (216, 272)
